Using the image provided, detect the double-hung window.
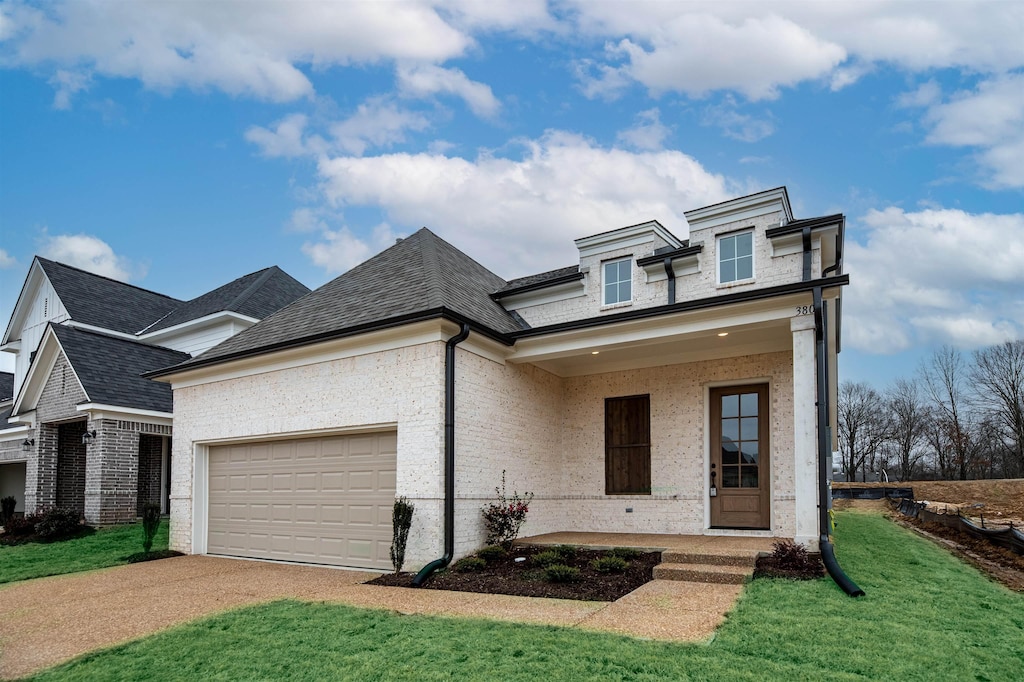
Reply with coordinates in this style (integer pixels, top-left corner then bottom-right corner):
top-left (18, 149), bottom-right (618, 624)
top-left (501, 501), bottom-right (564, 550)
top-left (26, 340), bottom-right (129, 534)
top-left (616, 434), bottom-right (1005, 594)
top-left (603, 258), bottom-right (632, 305)
top-left (718, 231), bottom-right (753, 284)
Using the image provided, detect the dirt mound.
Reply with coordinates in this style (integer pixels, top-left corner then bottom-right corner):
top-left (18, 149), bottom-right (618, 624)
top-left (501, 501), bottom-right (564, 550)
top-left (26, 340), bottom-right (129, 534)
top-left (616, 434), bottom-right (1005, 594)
top-left (835, 479), bottom-right (1024, 525)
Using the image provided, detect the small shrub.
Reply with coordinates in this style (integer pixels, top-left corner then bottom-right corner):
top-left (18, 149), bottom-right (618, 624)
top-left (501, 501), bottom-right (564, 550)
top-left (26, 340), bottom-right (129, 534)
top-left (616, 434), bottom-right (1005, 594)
top-left (611, 547), bottom-right (642, 559)
top-left (554, 544), bottom-right (578, 561)
top-left (390, 497), bottom-right (415, 574)
top-left (34, 507), bottom-right (83, 541)
top-left (591, 556), bottom-right (629, 573)
top-left (1, 496), bottom-right (16, 527)
top-left (141, 502), bottom-right (162, 554)
top-left (453, 556), bottom-right (486, 573)
top-left (769, 539), bottom-right (820, 572)
top-left (545, 564), bottom-right (581, 583)
top-left (532, 550), bottom-right (563, 567)
top-left (481, 470), bottom-right (534, 550)
top-left (477, 545), bottom-right (507, 562)
top-left (1, 513), bottom-right (39, 541)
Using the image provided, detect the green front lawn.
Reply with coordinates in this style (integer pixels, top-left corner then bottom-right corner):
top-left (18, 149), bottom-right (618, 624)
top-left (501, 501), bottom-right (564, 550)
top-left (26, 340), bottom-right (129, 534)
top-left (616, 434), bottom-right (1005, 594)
top-left (0, 522), bottom-right (168, 584)
top-left (29, 512), bottom-right (1024, 681)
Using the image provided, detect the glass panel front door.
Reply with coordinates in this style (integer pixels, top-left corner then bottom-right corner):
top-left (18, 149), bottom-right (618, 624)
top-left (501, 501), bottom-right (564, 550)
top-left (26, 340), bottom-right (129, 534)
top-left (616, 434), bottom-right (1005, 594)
top-left (710, 384), bottom-right (770, 529)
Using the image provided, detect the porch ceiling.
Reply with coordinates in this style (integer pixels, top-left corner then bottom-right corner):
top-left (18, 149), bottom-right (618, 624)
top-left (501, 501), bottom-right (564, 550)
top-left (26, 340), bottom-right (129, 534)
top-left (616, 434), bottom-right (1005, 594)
top-left (508, 292), bottom-right (818, 377)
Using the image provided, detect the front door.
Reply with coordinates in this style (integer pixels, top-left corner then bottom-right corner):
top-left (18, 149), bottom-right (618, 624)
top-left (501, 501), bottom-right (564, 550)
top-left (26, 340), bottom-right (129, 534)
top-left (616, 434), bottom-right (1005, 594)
top-left (710, 384), bottom-right (770, 529)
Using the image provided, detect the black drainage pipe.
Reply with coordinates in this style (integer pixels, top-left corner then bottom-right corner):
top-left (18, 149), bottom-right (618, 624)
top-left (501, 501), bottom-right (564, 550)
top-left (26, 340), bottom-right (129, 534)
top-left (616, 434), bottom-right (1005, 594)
top-left (413, 322), bottom-right (471, 586)
top-left (814, 286), bottom-right (864, 597)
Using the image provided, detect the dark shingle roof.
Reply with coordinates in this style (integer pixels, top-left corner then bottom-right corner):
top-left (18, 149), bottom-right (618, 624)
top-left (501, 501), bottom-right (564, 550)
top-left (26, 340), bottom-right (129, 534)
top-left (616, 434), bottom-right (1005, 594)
top-left (0, 372), bottom-right (13, 402)
top-left (51, 324), bottom-right (189, 413)
top-left (167, 228), bottom-right (524, 369)
top-left (493, 266), bottom-right (580, 297)
top-left (143, 267), bottom-right (310, 333)
top-left (37, 258), bottom-right (182, 335)
top-left (0, 404), bottom-right (12, 428)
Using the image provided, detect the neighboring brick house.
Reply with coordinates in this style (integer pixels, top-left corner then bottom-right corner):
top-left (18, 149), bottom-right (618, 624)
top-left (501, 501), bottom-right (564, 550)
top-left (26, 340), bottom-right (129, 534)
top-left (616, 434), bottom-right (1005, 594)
top-left (151, 187), bottom-right (849, 573)
top-left (0, 259), bottom-right (309, 523)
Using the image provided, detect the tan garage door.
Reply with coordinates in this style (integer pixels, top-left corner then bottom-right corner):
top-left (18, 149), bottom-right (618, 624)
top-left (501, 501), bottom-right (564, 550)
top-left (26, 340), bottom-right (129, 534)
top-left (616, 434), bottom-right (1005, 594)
top-left (207, 432), bottom-right (396, 570)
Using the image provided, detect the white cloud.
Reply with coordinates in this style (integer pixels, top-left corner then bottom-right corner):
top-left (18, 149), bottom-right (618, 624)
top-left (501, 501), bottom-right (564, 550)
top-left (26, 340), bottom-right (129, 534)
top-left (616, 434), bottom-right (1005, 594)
top-left (39, 233), bottom-right (139, 281)
top-left (919, 73), bottom-right (1024, 188)
top-left (245, 113), bottom-right (316, 158)
top-left (396, 64), bottom-right (500, 118)
top-left (567, 1), bottom-right (1024, 99)
top-left (702, 97), bottom-right (774, 142)
top-left (1, 1), bottom-right (477, 104)
top-left (48, 69), bottom-right (90, 109)
top-left (896, 80), bottom-right (941, 109)
top-left (312, 130), bottom-right (734, 277)
top-left (302, 223), bottom-right (398, 274)
top-left (330, 98), bottom-right (431, 155)
top-left (845, 206), bottom-right (1024, 353)
top-left (0, 249), bottom-right (16, 268)
top-left (616, 108), bottom-right (671, 151)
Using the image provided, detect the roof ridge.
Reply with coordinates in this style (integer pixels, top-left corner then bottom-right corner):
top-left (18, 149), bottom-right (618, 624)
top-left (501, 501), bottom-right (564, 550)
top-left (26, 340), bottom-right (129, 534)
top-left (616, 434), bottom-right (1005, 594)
top-left (417, 228), bottom-right (444, 308)
top-left (223, 266), bottom-right (277, 314)
top-left (35, 256), bottom-right (183, 303)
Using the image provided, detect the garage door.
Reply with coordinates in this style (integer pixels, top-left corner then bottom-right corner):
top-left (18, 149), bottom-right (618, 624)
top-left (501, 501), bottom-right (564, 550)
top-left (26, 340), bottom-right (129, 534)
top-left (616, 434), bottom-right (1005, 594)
top-left (207, 432), bottom-right (396, 570)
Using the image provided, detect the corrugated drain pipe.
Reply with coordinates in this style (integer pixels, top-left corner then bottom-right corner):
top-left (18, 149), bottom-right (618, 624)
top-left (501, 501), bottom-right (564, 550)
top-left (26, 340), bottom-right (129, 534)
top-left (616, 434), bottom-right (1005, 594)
top-left (814, 286), bottom-right (865, 597)
top-left (413, 321), bottom-right (471, 586)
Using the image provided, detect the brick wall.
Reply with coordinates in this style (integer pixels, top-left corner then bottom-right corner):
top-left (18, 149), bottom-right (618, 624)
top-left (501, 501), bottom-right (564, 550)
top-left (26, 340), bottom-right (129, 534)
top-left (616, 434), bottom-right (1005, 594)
top-left (137, 434), bottom-right (164, 515)
top-left (35, 352), bottom-right (87, 423)
top-left (84, 419), bottom-right (140, 524)
top-left (56, 421), bottom-right (86, 515)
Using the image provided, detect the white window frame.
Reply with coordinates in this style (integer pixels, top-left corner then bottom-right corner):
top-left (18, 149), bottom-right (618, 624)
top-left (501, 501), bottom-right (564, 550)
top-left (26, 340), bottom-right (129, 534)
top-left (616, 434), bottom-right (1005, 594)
top-left (602, 257), bottom-right (633, 305)
top-left (717, 230), bottom-right (755, 285)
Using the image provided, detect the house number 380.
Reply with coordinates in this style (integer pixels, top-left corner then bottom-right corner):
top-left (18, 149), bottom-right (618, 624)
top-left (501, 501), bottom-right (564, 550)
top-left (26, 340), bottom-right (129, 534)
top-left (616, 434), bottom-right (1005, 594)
top-left (795, 305), bottom-right (814, 315)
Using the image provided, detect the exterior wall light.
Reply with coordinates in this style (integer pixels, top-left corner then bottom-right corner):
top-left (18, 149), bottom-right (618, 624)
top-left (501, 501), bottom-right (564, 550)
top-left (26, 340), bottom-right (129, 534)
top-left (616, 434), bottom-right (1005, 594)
top-left (717, 332), bottom-right (729, 337)
top-left (82, 430), bottom-right (97, 445)
top-left (22, 438), bottom-right (35, 451)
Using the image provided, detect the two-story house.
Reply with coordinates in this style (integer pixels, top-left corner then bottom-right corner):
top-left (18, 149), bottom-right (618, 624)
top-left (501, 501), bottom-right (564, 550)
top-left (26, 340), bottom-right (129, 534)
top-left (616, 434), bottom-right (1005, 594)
top-left (0, 260), bottom-right (309, 524)
top-left (150, 186), bottom-right (848, 573)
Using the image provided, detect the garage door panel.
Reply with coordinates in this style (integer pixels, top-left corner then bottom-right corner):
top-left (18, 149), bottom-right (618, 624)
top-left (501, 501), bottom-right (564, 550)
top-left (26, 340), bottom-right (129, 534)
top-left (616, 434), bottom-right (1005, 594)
top-left (207, 431), bottom-right (397, 570)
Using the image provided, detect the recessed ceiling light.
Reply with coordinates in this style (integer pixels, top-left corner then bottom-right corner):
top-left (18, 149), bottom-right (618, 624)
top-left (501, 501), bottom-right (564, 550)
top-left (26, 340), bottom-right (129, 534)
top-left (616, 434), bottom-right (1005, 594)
top-left (591, 351), bottom-right (600, 355)
top-left (717, 332), bottom-right (729, 337)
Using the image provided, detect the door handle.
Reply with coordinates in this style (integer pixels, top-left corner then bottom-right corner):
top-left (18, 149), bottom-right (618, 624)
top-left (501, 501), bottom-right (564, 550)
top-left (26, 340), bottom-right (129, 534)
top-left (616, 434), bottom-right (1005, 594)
top-left (710, 463), bottom-right (718, 497)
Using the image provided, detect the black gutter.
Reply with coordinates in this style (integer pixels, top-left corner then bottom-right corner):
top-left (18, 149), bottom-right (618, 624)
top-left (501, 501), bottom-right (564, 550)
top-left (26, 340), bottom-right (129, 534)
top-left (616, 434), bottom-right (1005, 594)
top-left (765, 214), bottom-right (843, 238)
top-left (664, 257), bottom-right (676, 304)
top-left (514, 274), bottom-right (849, 339)
top-left (635, 243), bottom-right (701, 267)
top-left (413, 322), bottom-right (471, 586)
top-left (814, 287), bottom-right (864, 597)
top-left (144, 308), bottom-right (515, 379)
top-left (491, 271), bottom-right (584, 300)
top-left (801, 227), bottom-right (813, 281)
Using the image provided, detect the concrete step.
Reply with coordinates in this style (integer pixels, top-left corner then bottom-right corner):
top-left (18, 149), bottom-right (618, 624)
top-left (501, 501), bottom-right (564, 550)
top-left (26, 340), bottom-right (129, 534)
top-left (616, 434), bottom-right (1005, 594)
top-left (660, 549), bottom-right (760, 568)
top-left (653, 562), bottom-right (752, 585)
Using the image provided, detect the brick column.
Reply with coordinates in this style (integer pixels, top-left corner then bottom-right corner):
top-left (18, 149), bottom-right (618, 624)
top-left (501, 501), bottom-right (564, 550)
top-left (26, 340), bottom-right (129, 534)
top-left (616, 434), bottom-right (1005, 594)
top-left (84, 418), bottom-right (140, 524)
top-left (791, 315), bottom-right (819, 550)
top-left (25, 423), bottom-right (58, 514)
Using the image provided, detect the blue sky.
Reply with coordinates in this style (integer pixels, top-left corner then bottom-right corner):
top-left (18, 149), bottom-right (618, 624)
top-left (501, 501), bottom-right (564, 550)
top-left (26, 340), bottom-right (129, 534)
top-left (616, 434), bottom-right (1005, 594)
top-left (1, 1), bottom-right (1022, 387)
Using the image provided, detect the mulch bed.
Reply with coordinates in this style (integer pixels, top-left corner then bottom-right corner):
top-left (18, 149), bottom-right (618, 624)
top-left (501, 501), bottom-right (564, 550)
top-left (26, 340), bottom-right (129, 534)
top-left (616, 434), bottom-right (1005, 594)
top-left (124, 549), bottom-right (186, 564)
top-left (752, 554), bottom-right (825, 580)
top-left (368, 545), bottom-right (660, 601)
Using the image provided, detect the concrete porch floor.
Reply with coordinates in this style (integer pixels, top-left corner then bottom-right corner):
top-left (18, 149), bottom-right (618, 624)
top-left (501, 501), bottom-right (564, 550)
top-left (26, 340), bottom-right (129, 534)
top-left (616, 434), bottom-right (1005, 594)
top-left (517, 531), bottom-right (777, 555)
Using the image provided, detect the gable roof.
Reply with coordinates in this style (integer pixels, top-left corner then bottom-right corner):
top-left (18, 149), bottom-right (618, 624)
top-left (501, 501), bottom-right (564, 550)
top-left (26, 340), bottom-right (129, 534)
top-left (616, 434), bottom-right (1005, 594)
top-left (0, 372), bottom-right (13, 403)
top-left (160, 228), bottom-right (524, 371)
top-left (143, 266), bottom-right (311, 333)
top-left (50, 324), bottom-right (189, 413)
top-left (36, 258), bottom-right (181, 335)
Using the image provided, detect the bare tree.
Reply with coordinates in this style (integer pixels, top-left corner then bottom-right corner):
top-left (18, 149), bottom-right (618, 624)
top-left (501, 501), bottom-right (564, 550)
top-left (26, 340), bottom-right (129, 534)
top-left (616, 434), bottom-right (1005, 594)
top-left (970, 340), bottom-right (1024, 478)
top-left (837, 381), bottom-right (890, 482)
top-left (885, 377), bottom-right (927, 481)
top-left (920, 346), bottom-right (980, 480)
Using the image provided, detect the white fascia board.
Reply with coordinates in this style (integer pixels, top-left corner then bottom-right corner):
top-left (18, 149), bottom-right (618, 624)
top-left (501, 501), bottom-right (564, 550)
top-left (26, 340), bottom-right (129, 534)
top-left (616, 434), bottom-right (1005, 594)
top-left (7, 410), bottom-right (35, 428)
top-left (0, 424), bottom-right (31, 442)
top-left (63, 321), bottom-right (139, 341)
top-left (0, 340), bottom-right (22, 353)
top-left (76, 403), bottom-right (173, 426)
top-left (575, 220), bottom-right (683, 258)
top-left (3, 261), bottom-right (47, 345)
top-left (160, 319), bottom-right (507, 389)
top-left (138, 311), bottom-right (260, 343)
top-left (499, 279), bottom-right (587, 311)
top-left (11, 326), bottom-right (89, 415)
top-left (685, 187), bottom-right (792, 230)
top-left (508, 294), bottom-right (812, 364)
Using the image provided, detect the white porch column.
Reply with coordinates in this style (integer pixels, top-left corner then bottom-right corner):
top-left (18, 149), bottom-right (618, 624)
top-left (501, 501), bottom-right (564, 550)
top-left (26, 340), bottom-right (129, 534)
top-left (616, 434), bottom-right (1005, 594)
top-left (791, 315), bottom-right (819, 550)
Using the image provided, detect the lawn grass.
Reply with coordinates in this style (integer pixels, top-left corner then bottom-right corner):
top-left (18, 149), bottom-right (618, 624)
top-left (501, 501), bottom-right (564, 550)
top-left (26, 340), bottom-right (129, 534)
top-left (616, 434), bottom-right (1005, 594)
top-left (29, 511), bottom-right (1024, 681)
top-left (0, 522), bottom-right (168, 584)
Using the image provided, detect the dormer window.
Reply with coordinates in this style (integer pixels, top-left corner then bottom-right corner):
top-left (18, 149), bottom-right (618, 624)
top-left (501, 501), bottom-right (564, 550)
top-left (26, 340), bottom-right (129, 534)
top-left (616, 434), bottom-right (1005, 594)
top-left (718, 231), bottom-right (754, 284)
top-left (603, 258), bottom-right (632, 305)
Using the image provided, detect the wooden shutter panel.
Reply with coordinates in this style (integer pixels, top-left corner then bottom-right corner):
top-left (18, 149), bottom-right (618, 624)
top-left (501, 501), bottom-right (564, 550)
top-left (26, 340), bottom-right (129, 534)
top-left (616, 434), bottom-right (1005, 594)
top-left (605, 395), bottom-right (651, 494)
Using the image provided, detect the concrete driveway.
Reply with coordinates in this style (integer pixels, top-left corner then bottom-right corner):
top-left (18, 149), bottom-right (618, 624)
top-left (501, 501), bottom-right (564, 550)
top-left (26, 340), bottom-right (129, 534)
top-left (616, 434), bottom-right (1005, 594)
top-left (0, 555), bottom-right (741, 679)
